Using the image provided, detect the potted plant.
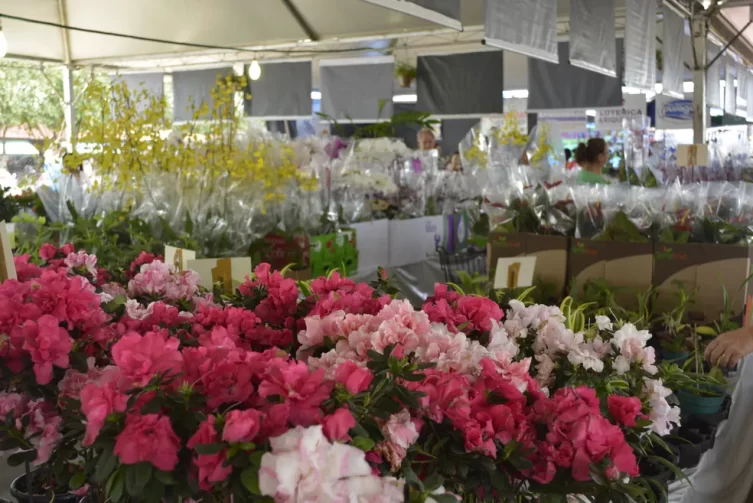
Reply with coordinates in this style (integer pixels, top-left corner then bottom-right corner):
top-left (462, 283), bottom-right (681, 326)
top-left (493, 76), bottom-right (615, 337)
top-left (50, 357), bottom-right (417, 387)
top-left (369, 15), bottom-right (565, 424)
top-left (677, 329), bottom-right (728, 416)
top-left (9, 465), bottom-right (79, 503)
top-left (394, 62), bottom-right (417, 88)
top-left (657, 283), bottom-right (695, 363)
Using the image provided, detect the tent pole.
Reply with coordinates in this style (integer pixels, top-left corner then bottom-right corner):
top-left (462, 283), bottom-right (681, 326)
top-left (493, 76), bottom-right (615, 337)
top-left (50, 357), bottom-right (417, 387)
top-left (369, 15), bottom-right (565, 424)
top-left (57, 0), bottom-right (75, 152)
top-left (692, 16), bottom-right (708, 144)
top-left (61, 66), bottom-right (75, 152)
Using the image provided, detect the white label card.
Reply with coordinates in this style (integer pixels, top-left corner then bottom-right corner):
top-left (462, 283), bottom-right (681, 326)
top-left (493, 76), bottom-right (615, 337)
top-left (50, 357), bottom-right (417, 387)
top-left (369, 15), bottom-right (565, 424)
top-left (165, 245), bottom-right (196, 272)
top-left (187, 257), bottom-right (253, 293)
top-left (677, 144), bottom-right (709, 167)
top-left (0, 221), bottom-right (17, 282)
top-left (493, 256), bottom-right (537, 290)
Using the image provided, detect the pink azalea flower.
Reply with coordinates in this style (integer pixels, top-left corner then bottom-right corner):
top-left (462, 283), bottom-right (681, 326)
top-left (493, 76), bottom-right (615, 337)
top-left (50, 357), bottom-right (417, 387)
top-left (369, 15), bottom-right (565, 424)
top-left (222, 409), bottom-right (264, 443)
top-left (187, 416), bottom-right (232, 489)
top-left (22, 314), bottom-right (73, 385)
top-left (114, 413), bottom-right (181, 471)
top-left (111, 331), bottom-right (183, 387)
top-left (81, 382), bottom-right (128, 446)
top-left (322, 408), bottom-right (356, 442)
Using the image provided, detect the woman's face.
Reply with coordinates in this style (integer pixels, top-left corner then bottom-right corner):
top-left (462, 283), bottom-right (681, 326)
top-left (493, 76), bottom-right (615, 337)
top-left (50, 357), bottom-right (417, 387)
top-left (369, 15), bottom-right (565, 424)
top-left (597, 149), bottom-right (609, 166)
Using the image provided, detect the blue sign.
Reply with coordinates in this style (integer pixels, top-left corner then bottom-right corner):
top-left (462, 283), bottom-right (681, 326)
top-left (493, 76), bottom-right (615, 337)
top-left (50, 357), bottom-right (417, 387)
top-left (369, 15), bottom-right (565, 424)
top-left (661, 99), bottom-right (693, 121)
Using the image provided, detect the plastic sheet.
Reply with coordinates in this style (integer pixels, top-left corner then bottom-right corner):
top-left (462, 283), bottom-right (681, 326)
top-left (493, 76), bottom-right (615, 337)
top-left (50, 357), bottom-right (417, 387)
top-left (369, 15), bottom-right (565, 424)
top-left (331, 138), bottom-right (403, 223)
top-left (574, 185), bottom-right (655, 242)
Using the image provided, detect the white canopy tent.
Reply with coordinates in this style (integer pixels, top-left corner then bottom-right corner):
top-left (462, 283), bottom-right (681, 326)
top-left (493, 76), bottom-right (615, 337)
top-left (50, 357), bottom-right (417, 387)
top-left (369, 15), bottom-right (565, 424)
top-left (3, 0), bottom-right (753, 141)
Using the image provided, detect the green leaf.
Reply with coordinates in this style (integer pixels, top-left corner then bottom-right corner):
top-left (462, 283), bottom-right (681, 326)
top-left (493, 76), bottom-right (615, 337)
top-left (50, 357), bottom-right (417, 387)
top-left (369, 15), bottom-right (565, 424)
top-left (695, 325), bottom-right (718, 337)
top-left (402, 465), bottom-right (423, 491)
top-left (154, 470), bottom-right (176, 486)
top-left (193, 442), bottom-right (225, 455)
top-left (240, 466), bottom-right (261, 495)
top-left (7, 449), bottom-right (37, 466)
top-left (125, 462), bottom-right (152, 496)
top-left (107, 470), bottom-right (124, 503)
top-left (431, 495), bottom-right (459, 503)
top-left (69, 471), bottom-right (86, 490)
top-left (95, 448), bottom-right (118, 484)
top-left (489, 469), bottom-right (511, 492)
top-left (422, 473), bottom-right (444, 492)
top-left (351, 436), bottom-right (375, 451)
top-left (69, 351), bottom-right (90, 373)
top-left (249, 450), bottom-right (265, 466)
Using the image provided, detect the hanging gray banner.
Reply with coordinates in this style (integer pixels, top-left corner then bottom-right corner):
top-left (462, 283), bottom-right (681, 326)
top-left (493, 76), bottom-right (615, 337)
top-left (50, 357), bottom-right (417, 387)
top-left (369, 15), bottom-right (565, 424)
top-left (661, 5), bottom-right (686, 99)
top-left (320, 58), bottom-right (394, 122)
top-left (569, 0), bottom-right (617, 77)
top-left (415, 51), bottom-right (504, 117)
top-left (484, 0), bottom-right (558, 63)
top-left (747, 78), bottom-right (753, 120)
top-left (624, 0), bottom-right (656, 91)
top-left (361, 0), bottom-right (461, 30)
top-left (245, 61), bottom-right (312, 119)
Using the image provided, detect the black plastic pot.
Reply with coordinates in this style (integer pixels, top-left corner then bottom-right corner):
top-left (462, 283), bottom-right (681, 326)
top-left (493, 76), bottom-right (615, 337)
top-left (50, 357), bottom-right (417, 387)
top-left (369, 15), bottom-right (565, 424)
top-left (9, 473), bottom-right (78, 503)
top-left (639, 461), bottom-right (673, 503)
top-left (672, 423), bottom-right (717, 468)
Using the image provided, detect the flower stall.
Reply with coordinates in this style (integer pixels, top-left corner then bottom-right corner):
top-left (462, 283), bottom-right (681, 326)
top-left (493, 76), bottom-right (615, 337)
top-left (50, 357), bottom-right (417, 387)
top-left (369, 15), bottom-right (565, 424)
top-left (0, 238), bottom-right (714, 503)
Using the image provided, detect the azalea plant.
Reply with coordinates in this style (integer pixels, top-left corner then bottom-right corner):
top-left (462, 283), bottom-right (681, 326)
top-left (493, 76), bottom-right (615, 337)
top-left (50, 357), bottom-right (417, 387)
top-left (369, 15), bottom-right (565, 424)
top-left (0, 243), bottom-right (693, 502)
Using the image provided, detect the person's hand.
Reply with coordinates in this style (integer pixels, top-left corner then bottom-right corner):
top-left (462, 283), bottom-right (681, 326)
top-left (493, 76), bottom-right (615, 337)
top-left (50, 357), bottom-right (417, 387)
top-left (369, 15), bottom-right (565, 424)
top-left (705, 326), bottom-right (753, 368)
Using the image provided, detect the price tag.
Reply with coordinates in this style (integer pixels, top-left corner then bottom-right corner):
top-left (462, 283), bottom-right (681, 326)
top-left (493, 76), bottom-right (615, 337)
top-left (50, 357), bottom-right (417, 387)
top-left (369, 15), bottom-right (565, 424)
top-left (187, 257), bottom-right (252, 294)
top-left (165, 245), bottom-right (196, 272)
top-left (0, 221), bottom-right (17, 282)
top-left (677, 144), bottom-right (709, 167)
top-left (493, 256), bottom-right (536, 290)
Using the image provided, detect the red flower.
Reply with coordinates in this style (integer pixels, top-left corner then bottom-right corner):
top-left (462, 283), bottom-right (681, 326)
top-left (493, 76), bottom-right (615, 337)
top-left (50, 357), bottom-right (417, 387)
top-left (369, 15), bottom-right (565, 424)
top-left (222, 409), bottom-right (264, 443)
top-left (187, 416), bottom-right (232, 489)
top-left (258, 361), bottom-right (331, 426)
top-left (322, 408), bottom-right (356, 442)
top-left (111, 331), bottom-right (183, 387)
top-left (607, 395), bottom-right (643, 428)
top-left (334, 361), bottom-right (373, 395)
top-left (114, 414), bottom-right (181, 471)
top-left (22, 315), bottom-right (73, 385)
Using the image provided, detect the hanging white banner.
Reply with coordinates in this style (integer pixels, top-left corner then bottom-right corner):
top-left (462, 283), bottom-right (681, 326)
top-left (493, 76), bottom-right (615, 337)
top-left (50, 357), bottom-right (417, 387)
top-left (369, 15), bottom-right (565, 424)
top-left (725, 59), bottom-right (737, 114)
top-left (569, 0), bottom-right (617, 77)
top-left (624, 0), bottom-right (656, 91)
top-left (707, 43), bottom-right (722, 108)
top-left (661, 5), bottom-right (686, 99)
top-left (484, 0), bottom-right (558, 63)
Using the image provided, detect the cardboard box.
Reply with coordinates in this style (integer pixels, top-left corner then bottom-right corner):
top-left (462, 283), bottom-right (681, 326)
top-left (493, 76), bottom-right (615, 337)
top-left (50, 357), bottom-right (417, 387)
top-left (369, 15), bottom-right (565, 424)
top-left (388, 216), bottom-right (445, 268)
top-left (352, 219), bottom-right (389, 275)
top-left (568, 239), bottom-right (654, 310)
top-left (487, 232), bottom-right (569, 295)
top-left (653, 242), bottom-right (753, 320)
